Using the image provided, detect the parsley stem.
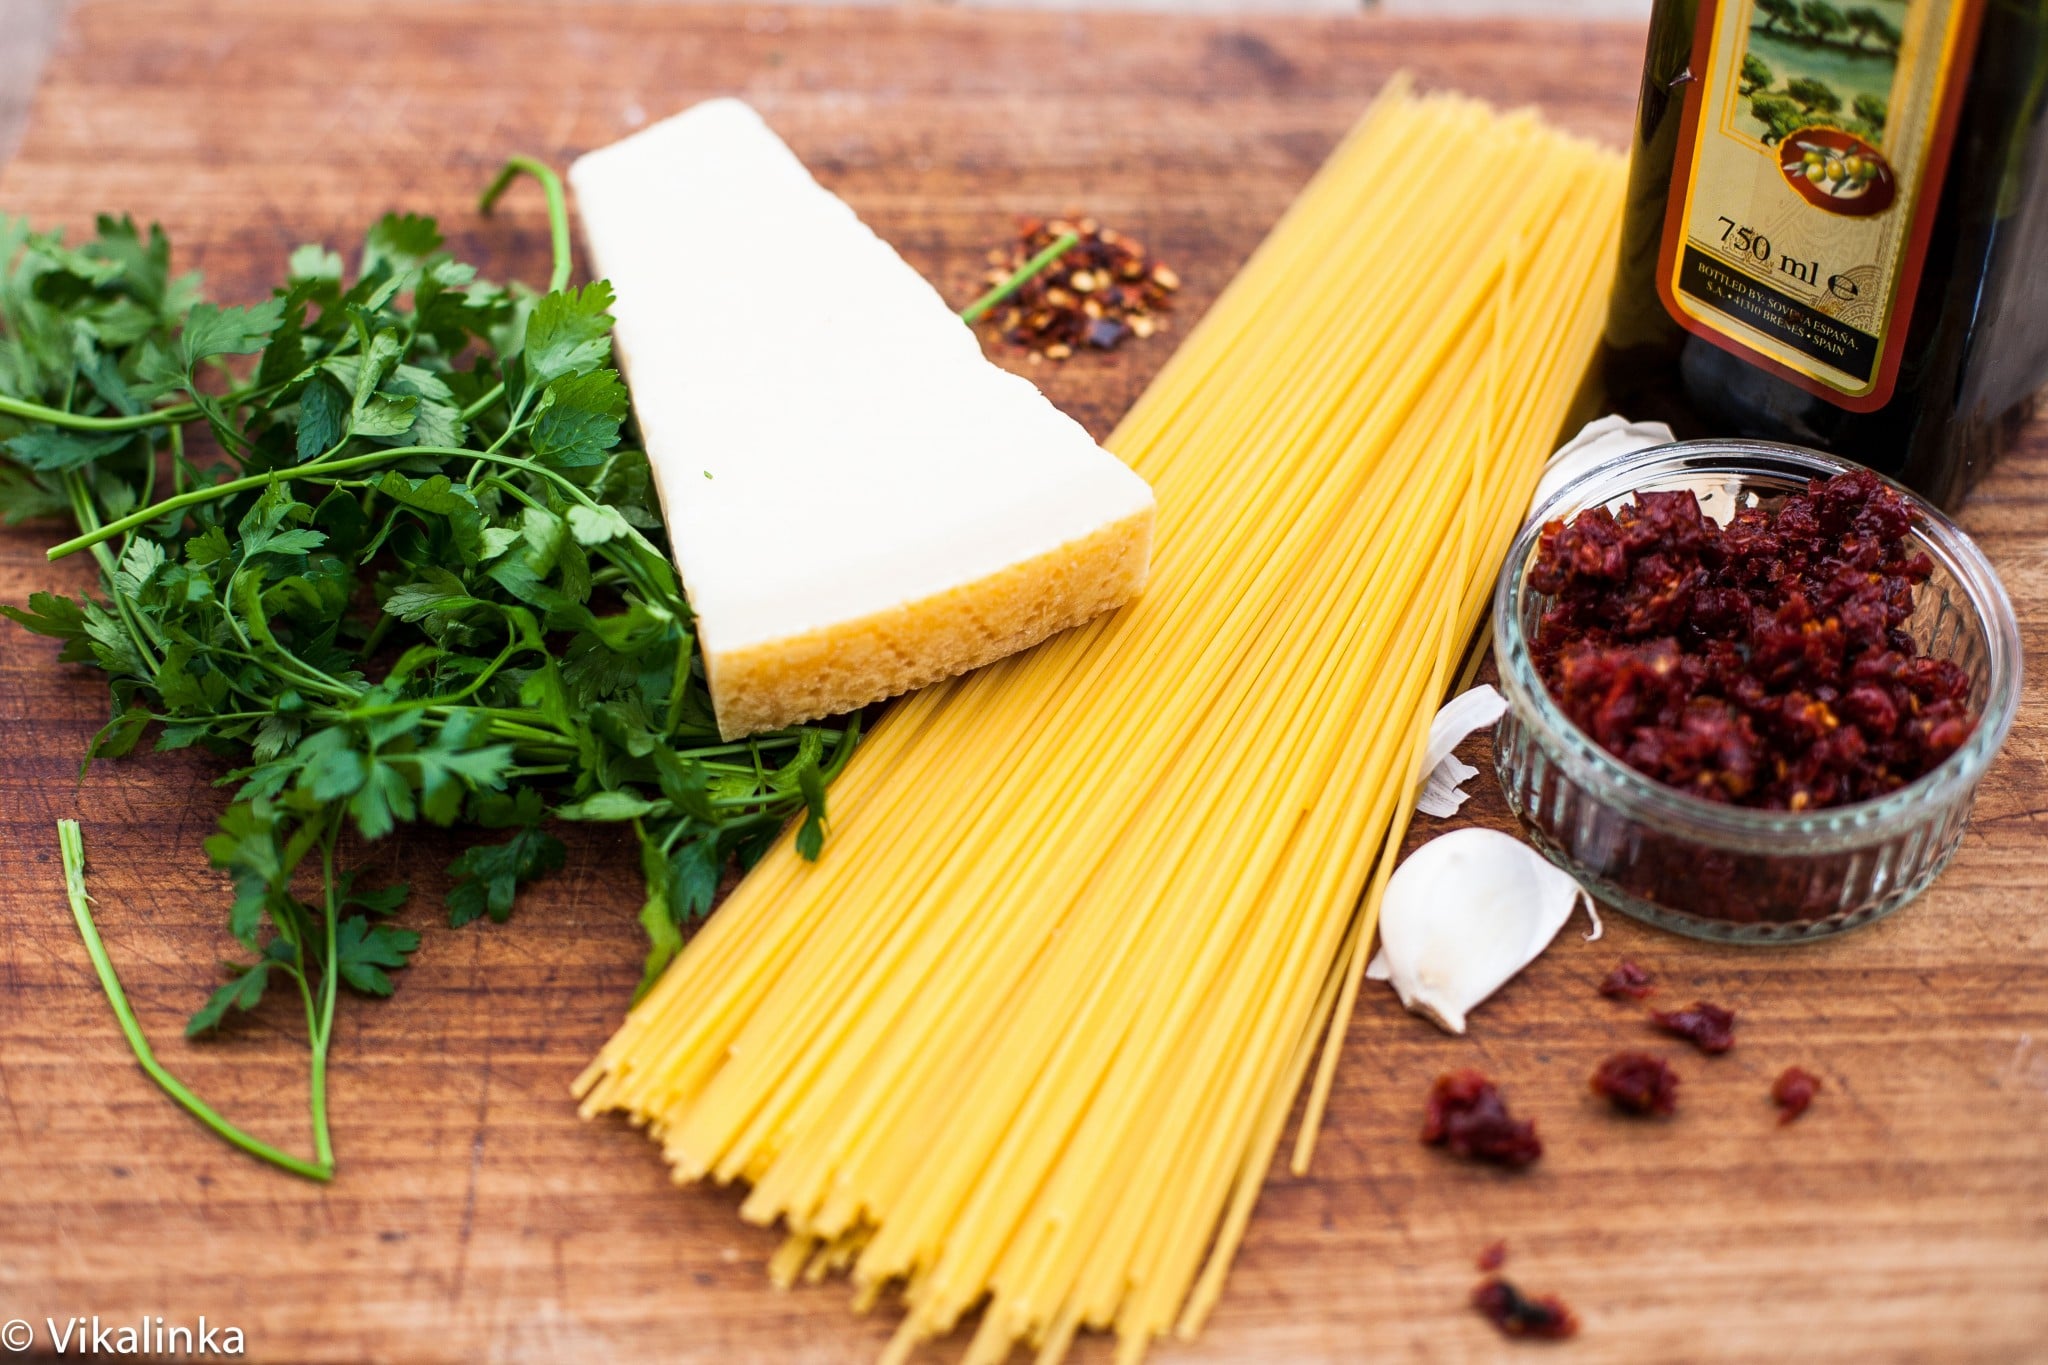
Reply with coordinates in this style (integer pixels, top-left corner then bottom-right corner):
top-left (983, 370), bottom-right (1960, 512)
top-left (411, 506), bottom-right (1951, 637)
top-left (0, 393), bottom-right (198, 432)
top-left (62, 468), bottom-right (163, 668)
top-left (959, 231), bottom-right (1080, 325)
top-left (822, 711), bottom-right (865, 781)
top-left (49, 443), bottom-right (652, 565)
top-left (485, 718), bottom-right (574, 747)
top-left (665, 627), bottom-right (692, 732)
top-left (355, 607), bottom-right (398, 663)
top-left (341, 640), bottom-right (526, 718)
top-left (169, 423), bottom-right (188, 497)
top-left (308, 819), bottom-right (342, 1170)
top-left (55, 820), bottom-right (333, 1182)
top-left (0, 377), bottom-right (291, 437)
top-left (480, 157), bottom-right (574, 293)
top-left (460, 158), bottom-right (576, 424)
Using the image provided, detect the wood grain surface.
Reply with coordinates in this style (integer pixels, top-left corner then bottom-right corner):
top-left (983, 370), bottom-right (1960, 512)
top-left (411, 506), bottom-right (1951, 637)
top-left (3, 3), bottom-right (2045, 1362)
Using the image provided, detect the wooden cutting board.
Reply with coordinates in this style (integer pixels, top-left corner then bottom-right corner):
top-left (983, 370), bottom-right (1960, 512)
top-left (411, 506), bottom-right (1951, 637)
top-left (3, 3), bottom-right (2045, 1361)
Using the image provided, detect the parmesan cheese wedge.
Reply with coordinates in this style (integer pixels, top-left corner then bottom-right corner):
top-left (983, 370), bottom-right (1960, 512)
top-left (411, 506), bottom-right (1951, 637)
top-left (569, 99), bottom-right (1157, 739)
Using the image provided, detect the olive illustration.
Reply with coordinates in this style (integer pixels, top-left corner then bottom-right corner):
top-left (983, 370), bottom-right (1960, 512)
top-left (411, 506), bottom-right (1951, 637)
top-left (1781, 132), bottom-right (1896, 216)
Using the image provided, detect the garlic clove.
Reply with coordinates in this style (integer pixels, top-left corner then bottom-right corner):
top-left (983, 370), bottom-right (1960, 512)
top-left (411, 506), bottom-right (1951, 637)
top-left (1528, 416), bottom-right (1677, 517)
top-left (1374, 827), bottom-right (1589, 1034)
top-left (1416, 684), bottom-right (1507, 818)
top-left (1528, 415), bottom-right (1748, 528)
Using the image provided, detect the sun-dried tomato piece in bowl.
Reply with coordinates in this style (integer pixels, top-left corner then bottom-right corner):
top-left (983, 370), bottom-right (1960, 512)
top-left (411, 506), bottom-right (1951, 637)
top-left (1527, 469), bottom-right (1976, 813)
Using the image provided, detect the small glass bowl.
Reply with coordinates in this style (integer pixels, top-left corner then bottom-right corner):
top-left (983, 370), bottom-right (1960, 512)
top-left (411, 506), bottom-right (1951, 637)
top-left (1491, 440), bottom-right (2022, 943)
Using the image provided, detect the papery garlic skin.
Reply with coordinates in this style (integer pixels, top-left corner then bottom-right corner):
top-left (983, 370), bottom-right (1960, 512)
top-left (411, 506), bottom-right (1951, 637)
top-left (1417, 685), bottom-right (1508, 818)
top-left (1369, 827), bottom-right (1589, 1034)
top-left (1528, 415), bottom-right (1750, 528)
top-left (1528, 416), bottom-right (1676, 517)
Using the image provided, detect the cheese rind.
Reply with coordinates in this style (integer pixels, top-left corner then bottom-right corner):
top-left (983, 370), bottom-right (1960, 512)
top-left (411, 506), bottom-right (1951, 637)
top-left (568, 99), bottom-right (1157, 740)
top-left (705, 509), bottom-right (1152, 741)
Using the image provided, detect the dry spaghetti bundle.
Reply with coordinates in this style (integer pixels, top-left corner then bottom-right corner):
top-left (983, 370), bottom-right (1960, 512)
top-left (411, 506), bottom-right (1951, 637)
top-left (578, 81), bottom-right (1625, 1364)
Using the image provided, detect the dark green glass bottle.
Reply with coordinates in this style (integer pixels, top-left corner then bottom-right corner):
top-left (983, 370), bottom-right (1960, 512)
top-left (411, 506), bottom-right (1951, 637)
top-left (1602, 0), bottom-right (2048, 509)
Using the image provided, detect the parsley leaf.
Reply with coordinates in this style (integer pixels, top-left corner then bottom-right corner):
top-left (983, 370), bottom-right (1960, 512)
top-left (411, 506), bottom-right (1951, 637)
top-left (529, 369), bottom-right (627, 468)
top-left (176, 299), bottom-right (286, 369)
top-left (187, 960), bottom-right (278, 1037)
top-left (447, 825), bottom-right (568, 927)
top-left (3, 429), bottom-right (132, 471)
top-left (0, 590), bottom-right (87, 639)
top-left (523, 280), bottom-right (616, 385)
top-left (333, 917), bottom-right (421, 996)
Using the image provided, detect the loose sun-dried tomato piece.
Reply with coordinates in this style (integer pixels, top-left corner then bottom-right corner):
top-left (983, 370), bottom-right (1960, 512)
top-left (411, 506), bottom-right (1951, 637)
top-left (1476, 1240), bottom-right (1508, 1272)
top-left (1421, 1070), bottom-right (1543, 1169)
top-left (1772, 1066), bottom-right (1823, 1124)
top-left (1652, 1000), bottom-right (1737, 1054)
top-left (1472, 1277), bottom-right (1579, 1340)
top-left (1591, 1052), bottom-right (1680, 1116)
top-left (1598, 960), bottom-right (1655, 1000)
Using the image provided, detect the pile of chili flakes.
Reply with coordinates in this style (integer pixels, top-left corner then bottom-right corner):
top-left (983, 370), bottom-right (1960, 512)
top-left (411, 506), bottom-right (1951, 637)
top-left (975, 217), bottom-right (1179, 361)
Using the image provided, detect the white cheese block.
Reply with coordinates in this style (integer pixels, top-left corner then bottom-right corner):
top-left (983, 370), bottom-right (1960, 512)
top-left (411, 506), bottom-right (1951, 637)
top-left (569, 99), bottom-right (1156, 740)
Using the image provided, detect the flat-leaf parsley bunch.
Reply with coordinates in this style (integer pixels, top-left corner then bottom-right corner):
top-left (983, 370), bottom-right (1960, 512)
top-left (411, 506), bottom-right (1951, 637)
top-left (0, 162), bottom-right (859, 1179)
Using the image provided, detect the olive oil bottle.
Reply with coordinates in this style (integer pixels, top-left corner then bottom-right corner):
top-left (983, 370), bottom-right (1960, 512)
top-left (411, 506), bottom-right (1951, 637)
top-left (1603, 0), bottom-right (2048, 509)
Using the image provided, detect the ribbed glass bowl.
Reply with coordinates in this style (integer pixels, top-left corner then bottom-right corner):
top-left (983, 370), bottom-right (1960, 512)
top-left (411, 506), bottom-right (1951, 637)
top-left (1491, 440), bottom-right (2022, 943)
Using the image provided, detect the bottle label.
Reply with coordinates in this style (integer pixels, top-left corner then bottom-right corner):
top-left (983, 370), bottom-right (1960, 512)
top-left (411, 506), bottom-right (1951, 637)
top-left (1658, 0), bottom-right (1985, 410)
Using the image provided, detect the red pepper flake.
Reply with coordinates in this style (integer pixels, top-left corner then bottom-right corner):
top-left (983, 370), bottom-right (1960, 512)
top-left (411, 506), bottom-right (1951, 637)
top-left (1597, 959), bottom-right (1655, 1000)
top-left (1651, 1000), bottom-right (1737, 1054)
top-left (1476, 1240), bottom-right (1508, 1272)
top-left (1472, 1277), bottom-right (1579, 1340)
top-left (1528, 469), bottom-right (1974, 811)
top-left (1421, 1070), bottom-right (1543, 1169)
top-left (973, 216), bottom-right (1178, 361)
top-left (1591, 1051), bottom-right (1680, 1116)
top-left (1771, 1066), bottom-right (1823, 1124)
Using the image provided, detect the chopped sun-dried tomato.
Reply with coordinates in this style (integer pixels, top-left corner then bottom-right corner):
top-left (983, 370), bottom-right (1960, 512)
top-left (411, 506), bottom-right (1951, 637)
top-left (1652, 1000), bottom-right (1737, 1054)
top-left (1598, 960), bottom-right (1655, 1000)
top-left (1772, 1066), bottom-right (1823, 1124)
top-left (1476, 1240), bottom-right (1508, 1273)
top-left (1472, 1277), bottom-right (1578, 1340)
top-left (1529, 469), bottom-right (1974, 811)
top-left (1591, 1051), bottom-right (1680, 1116)
top-left (1421, 1070), bottom-right (1543, 1169)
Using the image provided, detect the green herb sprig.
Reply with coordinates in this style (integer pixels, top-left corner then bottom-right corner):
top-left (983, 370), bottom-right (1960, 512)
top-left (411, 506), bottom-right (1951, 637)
top-left (1, 165), bottom-right (860, 1178)
top-left (959, 229), bottom-right (1079, 324)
